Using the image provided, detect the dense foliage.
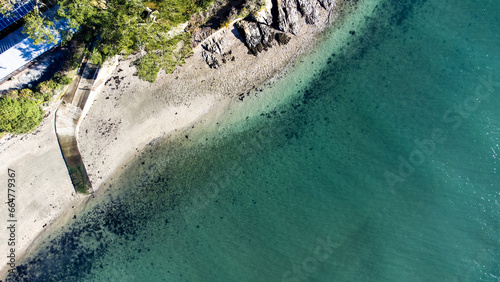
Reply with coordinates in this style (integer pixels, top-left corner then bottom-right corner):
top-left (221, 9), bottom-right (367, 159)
top-left (23, 10), bottom-right (58, 45)
top-left (55, 0), bottom-right (214, 82)
top-left (0, 98), bottom-right (43, 134)
top-left (0, 0), bottom-right (18, 14)
top-left (0, 73), bottom-right (72, 134)
top-left (3, 0), bottom-right (214, 82)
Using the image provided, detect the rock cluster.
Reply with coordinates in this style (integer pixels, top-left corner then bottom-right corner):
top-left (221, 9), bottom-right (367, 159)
top-left (201, 36), bottom-right (236, 69)
top-left (235, 0), bottom-right (332, 55)
top-left (235, 21), bottom-right (275, 55)
top-left (201, 0), bottom-right (335, 66)
top-left (275, 32), bottom-right (291, 45)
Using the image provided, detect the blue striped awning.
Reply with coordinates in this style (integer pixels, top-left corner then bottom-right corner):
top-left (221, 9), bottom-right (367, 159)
top-left (0, 0), bottom-right (36, 32)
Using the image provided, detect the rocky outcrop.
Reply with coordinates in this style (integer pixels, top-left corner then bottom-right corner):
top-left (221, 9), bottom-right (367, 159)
top-left (235, 20), bottom-right (275, 55)
top-left (192, 27), bottom-right (215, 46)
top-left (259, 23), bottom-right (274, 47)
top-left (275, 32), bottom-right (291, 45)
top-left (202, 36), bottom-right (224, 55)
top-left (254, 9), bottom-right (273, 26)
top-left (201, 36), bottom-right (235, 68)
top-left (235, 21), bottom-right (263, 55)
top-left (201, 0), bottom-right (337, 64)
top-left (276, 0), bottom-right (301, 35)
top-left (201, 36), bottom-right (224, 68)
top-left (297, 0), bottom-right (321, 25)
top-left (236, 0), bottom-right (335, 54)
top-left (274, 0), bottom-right (330, 33)
top-left (202, 52), bottom-right (221, 69)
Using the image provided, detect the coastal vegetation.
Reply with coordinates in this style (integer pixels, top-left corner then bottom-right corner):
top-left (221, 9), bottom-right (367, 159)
top-left (55, 0), bottom-right (215, 82)
top-left (0, 98), bottom-right (43, 134)
top-left (0, 0), bottom-right (273, 136)
top-left (1, 0), bottom-right (214, 135)
top-left (3, 0), bottom-right (215, 82)
top-left (0, 73), bottom-right (72, 135)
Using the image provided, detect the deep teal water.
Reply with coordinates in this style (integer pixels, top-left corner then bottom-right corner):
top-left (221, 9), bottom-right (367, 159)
top-left (7, 0), bottom-right (500, 281)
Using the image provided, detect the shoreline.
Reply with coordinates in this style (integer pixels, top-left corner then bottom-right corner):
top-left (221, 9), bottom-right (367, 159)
top-left (0, 1), bottom-right (351, 278)
top-left (76, 3), bottom-right (340, 192)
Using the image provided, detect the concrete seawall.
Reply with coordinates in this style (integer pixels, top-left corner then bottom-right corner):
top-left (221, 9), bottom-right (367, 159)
top-left (55, 56), bottom-right (117, 193)
top-left (55, 60), bottom-right (96, 193)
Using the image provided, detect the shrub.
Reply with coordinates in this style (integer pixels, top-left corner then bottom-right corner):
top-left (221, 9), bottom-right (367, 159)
top-left (35, 90), bottom-right (52, 104)
top-left (136, 52), bottom-right (161, 83)
top-left (52, 72), bottom-right (73, 85)
top-left (36, 81), bottom-right (54, 95)
top-left (90, 50), bottom-right (103, 65)
top-left (0, 98), bottom-right (43, 134)
top-left (47, 79), bottom-right (59, 90)
top-left (5, 90), bottom-right (19, 99)
top-left (19, 88), bottom-right (35, 99)
top-left (197, 0), bottom-right (214, 10)
top-left (58, 75), bottom-right (73, 85)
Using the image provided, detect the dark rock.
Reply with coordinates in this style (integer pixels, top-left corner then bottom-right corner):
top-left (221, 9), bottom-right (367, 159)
top-left (235, 20), bottom-right (264, 55)
top-left (317, 0), bottom-right (335, 10)
top-left (258, 23), bottom-right (274, 48)
top-left (202, 36), bottom-right (224, 55)
top-left (297, 0), bottom-right (320, 24)
top-left (275, 32), bottom-right (291, 45)
top-left (222, 51), bottom-right (232, 61)
top-left (201, 51), bottom-right (221, 69)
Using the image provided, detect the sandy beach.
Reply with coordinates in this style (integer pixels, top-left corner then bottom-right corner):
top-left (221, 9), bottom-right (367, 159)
top-left (0, 2), bottom-right (339, 278)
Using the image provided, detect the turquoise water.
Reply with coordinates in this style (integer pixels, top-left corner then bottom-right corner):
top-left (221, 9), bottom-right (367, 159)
top-left (8, 0), bottom-right (500, 281)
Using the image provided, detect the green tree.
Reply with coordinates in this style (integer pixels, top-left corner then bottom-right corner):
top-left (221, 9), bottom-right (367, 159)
top-left (19, 88), bottom-right (35, 99)
top-left (5, 89), bottom-right (19, 99)
top-left (23, 10), bottom-right (58, 45)
top-left (0, 0), bottom-right (17, 14)
top-left (0, 98), bottom-right (44, 134)
top-left (56, 0), bottom-right (211, 81)
top-left (7, 0), bottom-right (214, 82)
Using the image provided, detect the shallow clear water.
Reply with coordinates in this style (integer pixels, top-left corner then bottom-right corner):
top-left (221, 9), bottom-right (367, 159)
top-left (8, 0), bottom-right (500, 281)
